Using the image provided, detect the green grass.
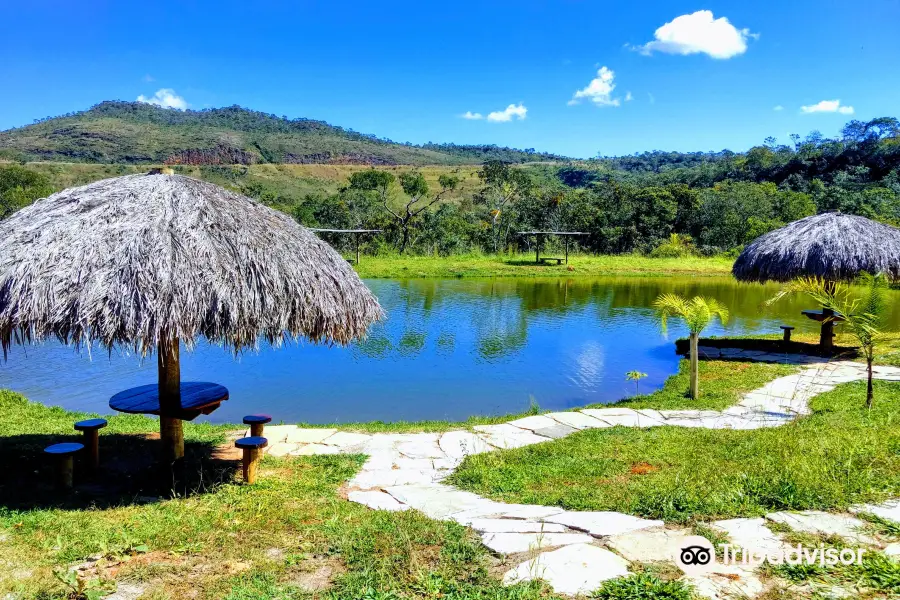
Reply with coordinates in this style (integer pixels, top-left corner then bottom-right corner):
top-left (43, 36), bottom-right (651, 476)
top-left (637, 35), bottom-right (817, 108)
top-left (612, 359), bottom-right (798, 411)
top-left (353, 254), bottom-right (733, 279)
top-left (0, 389), bottom-right (558, 600)
top-left (450, 370), bottom-right (900, 523)
top-left (592, 573), bottom-right (694, 599)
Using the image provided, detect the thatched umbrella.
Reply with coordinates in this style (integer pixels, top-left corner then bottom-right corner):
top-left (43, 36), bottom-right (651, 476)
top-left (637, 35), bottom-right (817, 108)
top-left (733, 212), bottom-right (900, 352)
top-left (0, 169), bottom-right (383, 461)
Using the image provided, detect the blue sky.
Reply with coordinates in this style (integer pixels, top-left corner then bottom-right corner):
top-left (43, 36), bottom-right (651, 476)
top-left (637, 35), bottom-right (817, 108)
top-left (2, 1), bottom-right (898, 158)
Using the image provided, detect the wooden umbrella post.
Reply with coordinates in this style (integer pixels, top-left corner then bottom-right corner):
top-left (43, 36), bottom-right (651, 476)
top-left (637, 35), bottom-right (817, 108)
top-left (820, 280), bottom-right (836, 355)
top-left (158, 338), bottom-right (184, 462)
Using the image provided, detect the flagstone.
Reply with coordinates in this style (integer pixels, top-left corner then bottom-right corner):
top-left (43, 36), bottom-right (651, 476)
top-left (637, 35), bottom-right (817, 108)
top-left (473, 424), bottom-right (550, 449)
top-left (321, 431), bottom-right (371, 448)
top-left (543, 511), bottom-right (663, 537)
top-left (532, 424), bottom-right (577, 439)
top-left (712, 518), bottom-right (788, 554)
top-left (467, 519), bottom-right (567, 533)
top-left (285, 428), bottom-right (337, 444)
top-left (606, 527), bottom-right (690, 562)
top-left (481, 532), bottom-right (593, 554)
top-left (289, 443), bottom-right (340, 456)
top-left (507, 415), bottom-right (560, 431)
top-left (350, 469), bottom-right (435, 489)
top-left (766, 511), bottom-right (878, 545)
top-left (348, 490), bottom-right (409, 512)
top-left (265, 442), bottom-right (297, 457)
top-left (849, 499), bottom-right (900, 523)
top-left (385, 484), bottom-right (497, 520)
top-left (502, 544), bottom-right (629, 596)
top-left (546, 411), bottom-right (610, 430)
top-left (438, 431), bottom-right (496, 459)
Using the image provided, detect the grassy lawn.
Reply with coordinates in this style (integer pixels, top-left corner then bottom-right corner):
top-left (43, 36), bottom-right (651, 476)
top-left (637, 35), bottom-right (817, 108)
top-left (352, 254), bottom-right (733, 279)
top-left (450, 365), bottom-right (900, 524)
top-left (0, 391), bottom-right (555, 600)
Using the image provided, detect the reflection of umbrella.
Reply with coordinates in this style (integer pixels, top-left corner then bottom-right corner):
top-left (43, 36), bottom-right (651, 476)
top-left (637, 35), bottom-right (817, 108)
top-left (0, 170), bottom-right (383, 461)
top-left (733, 212), bottom-right (900, 352)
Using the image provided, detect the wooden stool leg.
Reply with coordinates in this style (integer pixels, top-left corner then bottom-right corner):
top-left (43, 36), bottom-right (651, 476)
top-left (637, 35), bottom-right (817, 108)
top-left (58, 455), bottom-right (74, 489)
top-left (242, 448), bottom-right (261, 484)
top-left (83, 430), bottom-right (100, 471)
top-left (783, 329), bottom-right (791, 342)
top-left (250, 423), bottom-right (264, 437)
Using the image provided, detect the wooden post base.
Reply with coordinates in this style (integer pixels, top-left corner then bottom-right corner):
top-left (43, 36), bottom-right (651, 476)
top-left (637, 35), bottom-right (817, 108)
top-left (84, 430), bottom-right (99, 471)
top-left (242, 448), bottom-right (260, 484)
top-left (250, 423), bottom-right (265, 438)
top-left (160, 416), bottom-right (185, 462)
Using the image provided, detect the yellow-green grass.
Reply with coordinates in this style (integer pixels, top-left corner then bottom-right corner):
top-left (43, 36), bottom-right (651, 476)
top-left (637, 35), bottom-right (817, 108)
top-left (353, 254), bottom-right (734, 279)
top-left (0, 390), bottom-right (556, 600)
top-left (450, 361), bottom-right (900, 524)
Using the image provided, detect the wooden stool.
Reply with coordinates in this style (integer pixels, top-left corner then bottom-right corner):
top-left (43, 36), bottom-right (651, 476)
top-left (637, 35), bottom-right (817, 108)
top-left (242, 414), bottom-right (272, 438)
top-left (74, 418), bottom-right (107, 471)
top-left (44, 443), bottom-right (84, 489)
top-left (235, 436), bottom-right (268, 484)
top-left (780, 325), bottom-right (795, 342)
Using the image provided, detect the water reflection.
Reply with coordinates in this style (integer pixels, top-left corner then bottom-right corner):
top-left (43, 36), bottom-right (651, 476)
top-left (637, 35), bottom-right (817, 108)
top-left (1, 277), bottom-right (896, 424)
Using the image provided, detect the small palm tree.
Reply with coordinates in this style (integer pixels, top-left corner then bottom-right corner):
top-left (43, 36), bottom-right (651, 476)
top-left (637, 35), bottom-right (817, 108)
top-left (625, 370), bottom-right (648, 394)
top-left (653, 294), bottom-right (729, 399)
top-left (769, 274), bottom-right (886, 408)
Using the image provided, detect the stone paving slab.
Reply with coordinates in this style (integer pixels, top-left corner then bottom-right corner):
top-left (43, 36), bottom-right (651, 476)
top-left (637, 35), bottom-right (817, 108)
top-left (351, 469), bottom-right (437, 489)
top-left (532, 424), bottom-right (577, 439)
top-left (473, 424), bottom-right (550, 449)
top-left (467, 519), bottom-right (568, 533)
top-left (606, 527), bottom-right (690, 562)
top-left (580, 408), bottom-right (665, 427)
top-left (766, 511), bottom-right (879, 545)
top-left (685, 563), bottom-right (765, 600)
top-left (385, 484), bottom-right (497, 520)
top-left (712, 517), bottom-right (788, 554)
top-left (545, 411), bottom-right (610, 430)
top-left (543, 511), bottom-right (664, 537)
top-left (507, 415), bottom-right (560, 431)
top-left (285, 428), bottom-right (337, 444)
top-left (439, 431), bottom-right (496, 459)
top-left (503, 543), bottom-right (629, 596)
top-left (322, 431), bottom-right (372, 448)
top-left (850, 499), bottom-right (900, 524)
top-left (290, 443), bottom-right (340, 456)
top-left (481, 532), bottom-right (593, 554)
top-left (348, 490), bottom-right (409, 512)
top-left (265, 442), bottom-right (297, 457)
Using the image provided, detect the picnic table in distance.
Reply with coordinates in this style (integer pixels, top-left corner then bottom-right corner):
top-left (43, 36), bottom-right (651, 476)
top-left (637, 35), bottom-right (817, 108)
top-left (517, 231), bottom-right (589, 264)
top-left (308, 228), bottom-right (383, 264)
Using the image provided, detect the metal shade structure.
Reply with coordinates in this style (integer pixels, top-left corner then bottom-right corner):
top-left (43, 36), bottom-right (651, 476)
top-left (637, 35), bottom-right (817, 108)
top-left (0, 170), bottom-right (384, 461)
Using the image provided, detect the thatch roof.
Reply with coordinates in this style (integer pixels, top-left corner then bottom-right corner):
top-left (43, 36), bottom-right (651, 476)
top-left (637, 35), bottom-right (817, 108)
top-left (733, 212), bottom-right (900, 283)
top-left (0, 172), bottom-right (384, 355)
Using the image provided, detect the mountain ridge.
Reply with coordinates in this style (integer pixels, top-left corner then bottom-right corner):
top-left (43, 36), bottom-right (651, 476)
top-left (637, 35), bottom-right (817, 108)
top-left (0, 101), bottom-right (567, 166)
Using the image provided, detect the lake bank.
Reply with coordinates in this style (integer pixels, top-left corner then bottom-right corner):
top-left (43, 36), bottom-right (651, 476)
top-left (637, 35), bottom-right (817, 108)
top-left (352, 254), bottom-right (734, 279)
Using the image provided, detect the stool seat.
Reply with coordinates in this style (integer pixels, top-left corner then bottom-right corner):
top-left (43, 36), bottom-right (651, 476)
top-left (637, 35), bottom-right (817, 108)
top-left (235, 436), bottom-right (268, 450)
top-left (242, 414), bottom-right (272, 425)
top-left (44, 442), bottom-right (84, 455)
top-left (74, 418), bottom-right (108, 431)
top-left (780, 325), bottom-right (795, 330)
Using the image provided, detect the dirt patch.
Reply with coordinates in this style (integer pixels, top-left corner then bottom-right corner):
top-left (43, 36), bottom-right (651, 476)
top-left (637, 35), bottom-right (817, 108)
top-left (285, 556), bottom-right (345, 592)
top-left (629, 462), bottom-right (659, 475)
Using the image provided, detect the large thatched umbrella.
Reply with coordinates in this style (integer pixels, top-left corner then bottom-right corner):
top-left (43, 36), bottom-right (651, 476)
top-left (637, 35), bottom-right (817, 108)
top-left (0, 169), bottom-right (383, 461)
top-left (733, 212), bottom-right (900, 352)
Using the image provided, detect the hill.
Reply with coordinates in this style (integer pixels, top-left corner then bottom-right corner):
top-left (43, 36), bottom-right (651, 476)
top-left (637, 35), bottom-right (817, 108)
top-left (0, 101), bottom-right (566, 166)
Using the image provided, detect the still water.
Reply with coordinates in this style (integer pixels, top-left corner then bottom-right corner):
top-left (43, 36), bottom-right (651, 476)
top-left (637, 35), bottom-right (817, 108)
top-left (2, 277), bottom-right (897, 424)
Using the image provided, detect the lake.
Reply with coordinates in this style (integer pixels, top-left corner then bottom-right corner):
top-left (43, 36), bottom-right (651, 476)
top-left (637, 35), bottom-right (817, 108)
top-left (1, 276), bottom-right (895, 424)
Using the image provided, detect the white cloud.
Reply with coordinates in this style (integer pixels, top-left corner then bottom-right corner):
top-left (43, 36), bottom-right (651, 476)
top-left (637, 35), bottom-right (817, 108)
top-left (636, 10), bottom-right (755, 59)
top-left (137, 88), bottom-right (188, 110)
top-left (800, 99), bottom-right (854, 115)
top-left (568, 66), bottom-right (622, 107)
top-left (461, 111), bottom-right (484, 120)
top-left (486, 103), bottom-right (528, 122)
top-left (625, 91), bottom-right (633, 102)
top-left (773, 105), bottom-right (784, 111)
top-left (143, 74), bottom-right (155, 82)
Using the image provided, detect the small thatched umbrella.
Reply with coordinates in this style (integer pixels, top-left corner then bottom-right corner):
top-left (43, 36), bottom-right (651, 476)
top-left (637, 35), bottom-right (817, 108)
top-left (733, 212), bottom-right (900, 352)
top-left (0, 169), bottom-right (383, 461)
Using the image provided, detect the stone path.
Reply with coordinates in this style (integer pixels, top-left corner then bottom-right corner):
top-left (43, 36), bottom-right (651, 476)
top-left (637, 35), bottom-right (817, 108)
top-left (250, 356), bottom-right (900, 598)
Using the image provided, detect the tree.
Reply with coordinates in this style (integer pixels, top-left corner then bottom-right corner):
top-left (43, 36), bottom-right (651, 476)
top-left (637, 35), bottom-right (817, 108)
top-left (0, 165), bottom-right (54, 219)
top-left (653, 295), bottom-right (729, 399)
top-left (476, 160), bottom-right (531, 252)
top-left (768, 275), bottom-right (886, 408)
top-left (625, 370), bottom-right (648, 394)
top-left (378, 171), bottom-right (459, 253)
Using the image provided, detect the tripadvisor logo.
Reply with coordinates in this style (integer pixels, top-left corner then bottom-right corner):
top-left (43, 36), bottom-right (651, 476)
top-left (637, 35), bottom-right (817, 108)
top-left (674, 535), bottom-right (866, 575)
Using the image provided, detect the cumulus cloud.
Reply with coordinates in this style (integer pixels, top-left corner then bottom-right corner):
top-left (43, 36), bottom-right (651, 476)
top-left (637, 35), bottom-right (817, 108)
top-left (800, 99), bottom-right (854, 115)
top-left (568, 66), bottom-right (622, 107)
top-left (137, 88), bottom-right (188, 110)
top-left (461, 111), bottom-right (484, 120)
top-left (636, 10), bottom-right (755, 59)
top-left (461, 104), bottom-right (527, 122)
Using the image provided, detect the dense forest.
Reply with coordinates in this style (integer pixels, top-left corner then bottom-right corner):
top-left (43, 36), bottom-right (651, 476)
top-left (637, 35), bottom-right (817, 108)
top-left (2, 115), bottom-right (898, 258)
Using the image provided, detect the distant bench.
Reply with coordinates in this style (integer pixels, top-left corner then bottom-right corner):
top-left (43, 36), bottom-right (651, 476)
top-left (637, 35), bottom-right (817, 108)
top-left (540, 257), bottom-right (564, 265)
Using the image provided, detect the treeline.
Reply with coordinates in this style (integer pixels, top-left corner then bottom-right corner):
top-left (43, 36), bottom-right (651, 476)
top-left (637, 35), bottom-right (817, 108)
top-left (293, 116), bottom-right (900, 257)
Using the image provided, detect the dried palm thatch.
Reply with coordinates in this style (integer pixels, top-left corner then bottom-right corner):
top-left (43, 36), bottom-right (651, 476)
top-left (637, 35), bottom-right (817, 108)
top-left (733, 212), bottom-right (900, 283)
top-left (0, 172), bottom-right (384, 356)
